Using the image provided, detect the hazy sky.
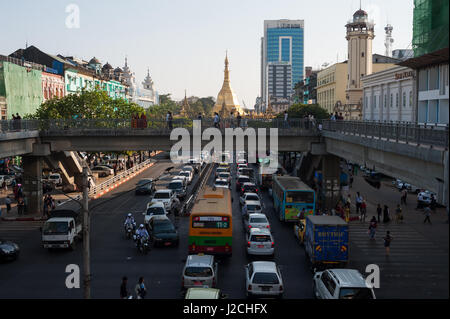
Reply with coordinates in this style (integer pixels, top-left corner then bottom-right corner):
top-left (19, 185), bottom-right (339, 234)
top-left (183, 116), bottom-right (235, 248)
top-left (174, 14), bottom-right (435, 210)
top-left (1, 0), bottom-right (413, 108)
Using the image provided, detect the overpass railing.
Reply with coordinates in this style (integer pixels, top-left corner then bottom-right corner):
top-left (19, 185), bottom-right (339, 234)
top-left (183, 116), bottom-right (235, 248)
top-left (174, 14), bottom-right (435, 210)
top-left (321, 120), bottom-right (449, 148)
top-left (1, 118), bottom-right (319, 135)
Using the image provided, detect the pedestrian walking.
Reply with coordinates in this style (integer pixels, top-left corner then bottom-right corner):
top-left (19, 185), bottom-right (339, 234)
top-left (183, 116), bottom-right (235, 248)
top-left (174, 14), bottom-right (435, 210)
top-left (360, 200), bottom-right (367, 222)
top-left (213, 112), bottom-right (220, 129)
top-left (355, 192), bottom-right (363, 214)
top-left (349, 173), bottom-right (354, 188)
top-left (17, 197), bottom-right (25, 215)
top-left (134, 277), bottom-right (147, 299)
top-left (395, 204), bottom-right (403, 224)
top-left (383, 205), bottom-right (390, 223)
top-left (376, 204), bottom-right (382, 223)
top-left (423, 206), bottom-right (432, 224)
top-left (430, 194), bottom-right (437, 212)
top-left (383, 231), bottom-right (393, 256)
top-left (166, 111), bottom-right (173, 130)
top-left (5, 196), bottom-right (11, 214)
top-left (368, 216), bottom-right (377, 240)
top-left (344, 205), bottom-right (350, 222)
top-left (236, 113), bottom-right (242, 128)
top-left (120, 276), bottom-right (129, 299)
top-left (401, 188), bottom-right (408, 206)
top-left (283, 111), bottom-right (289, 128)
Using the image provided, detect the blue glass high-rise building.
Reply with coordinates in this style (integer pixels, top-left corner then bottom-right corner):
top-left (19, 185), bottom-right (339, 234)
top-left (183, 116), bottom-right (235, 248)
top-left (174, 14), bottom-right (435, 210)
top-left (261, 20), bottom-right (304, 109)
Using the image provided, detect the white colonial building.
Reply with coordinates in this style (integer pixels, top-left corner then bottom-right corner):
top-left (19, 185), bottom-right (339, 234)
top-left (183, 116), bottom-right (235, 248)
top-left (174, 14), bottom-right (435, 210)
top-left (362, 66), bottom-right (416, 122)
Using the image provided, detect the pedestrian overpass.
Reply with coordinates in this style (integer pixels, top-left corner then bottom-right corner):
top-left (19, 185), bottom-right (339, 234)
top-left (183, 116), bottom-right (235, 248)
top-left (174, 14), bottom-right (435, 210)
top-left (0, 118), bottom-right (448, 210)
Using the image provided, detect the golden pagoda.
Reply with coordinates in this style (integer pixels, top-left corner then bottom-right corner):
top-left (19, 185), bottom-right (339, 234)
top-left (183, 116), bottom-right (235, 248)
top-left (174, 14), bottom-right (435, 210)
top-left (179, 90), bottom-right (189, 117)
top-left (213, 52), bottom-right (244, 116)
top-left (265, 97), bottom-right (275, 118)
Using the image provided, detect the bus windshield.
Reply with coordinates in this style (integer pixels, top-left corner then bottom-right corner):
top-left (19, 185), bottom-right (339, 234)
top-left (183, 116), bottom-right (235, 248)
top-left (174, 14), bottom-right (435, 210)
top-left (286, 191), bottom-right (314, 204)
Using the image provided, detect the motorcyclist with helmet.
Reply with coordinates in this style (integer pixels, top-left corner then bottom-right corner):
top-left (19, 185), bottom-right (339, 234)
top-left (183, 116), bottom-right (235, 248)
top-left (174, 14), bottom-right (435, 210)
top-left (124, 213), bottom-right (136, 230)
top-left (134, 224), bottom-right (150, 250)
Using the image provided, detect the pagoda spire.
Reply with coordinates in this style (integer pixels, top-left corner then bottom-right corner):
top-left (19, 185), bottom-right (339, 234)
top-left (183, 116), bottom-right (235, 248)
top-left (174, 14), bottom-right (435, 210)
top-left (180, 89), bottom-right (189, 117)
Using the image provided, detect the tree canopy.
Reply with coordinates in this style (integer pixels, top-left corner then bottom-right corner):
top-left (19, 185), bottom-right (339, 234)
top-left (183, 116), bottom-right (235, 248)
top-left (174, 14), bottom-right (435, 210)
top-left (277, 103), bottom-right (330, 120)
top-left (28, 89), bottom-right (144, 119)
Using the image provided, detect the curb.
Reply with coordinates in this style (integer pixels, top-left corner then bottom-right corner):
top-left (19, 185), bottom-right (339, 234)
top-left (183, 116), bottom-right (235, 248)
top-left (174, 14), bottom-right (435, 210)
top-left (92, 162), bottom-right (155, 199)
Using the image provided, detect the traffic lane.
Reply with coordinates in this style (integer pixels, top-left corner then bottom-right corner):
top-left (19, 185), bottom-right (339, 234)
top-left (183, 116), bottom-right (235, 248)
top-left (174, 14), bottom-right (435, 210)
top-left (89, 162), bottom-right (205, 298)
top-left (0, 160), bottom-right (184, 299)
top-left (215, 164), bottom-right (313, 299)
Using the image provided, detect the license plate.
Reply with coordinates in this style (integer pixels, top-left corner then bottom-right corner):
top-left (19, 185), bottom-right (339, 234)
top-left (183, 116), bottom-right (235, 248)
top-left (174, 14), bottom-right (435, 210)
top-left (257, 245), bottom-right (264, 248)
top-left (260, 286), bottom-right (271, 291)
top-left (194, 281), bottom-right (203, 286)
top-left (164, 242), bottom-right (171, 246)
top-left (206, 247), bottom-right (214, 251)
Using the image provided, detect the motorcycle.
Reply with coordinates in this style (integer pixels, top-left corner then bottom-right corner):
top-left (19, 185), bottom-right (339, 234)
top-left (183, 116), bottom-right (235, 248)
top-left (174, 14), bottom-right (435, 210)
top-left (133, 234), bottom-right (150, 254)
top-left (125, 222), bottom-right (135, 239)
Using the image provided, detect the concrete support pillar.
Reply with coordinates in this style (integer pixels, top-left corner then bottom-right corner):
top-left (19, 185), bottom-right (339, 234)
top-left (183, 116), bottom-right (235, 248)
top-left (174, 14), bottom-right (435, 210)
top-left (22, 156), bottom-right (43, 215)
top-left (321, 155), bottom-right (341, 209)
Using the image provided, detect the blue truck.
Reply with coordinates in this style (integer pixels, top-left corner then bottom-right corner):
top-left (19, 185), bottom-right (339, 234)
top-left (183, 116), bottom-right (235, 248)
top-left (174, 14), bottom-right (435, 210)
top-left (304, 215), bottom-right (349, 271)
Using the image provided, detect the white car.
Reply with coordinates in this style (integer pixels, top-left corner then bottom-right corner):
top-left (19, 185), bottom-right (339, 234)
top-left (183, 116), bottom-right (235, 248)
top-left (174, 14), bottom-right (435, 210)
top-left (48, 173), bottom-right (62, 186)
top-left (182, 254), bottom-right (218, 289)
top-left (143, 202), bottom-right (168, 225)
top-left (245, 261), bottom-right (283, 298)
top-left (215, 167), bottom-right (230, 178)
top-left (244, 213), bottom-right (269, 233)
top-left (92, 165), bottom-right (114, 177)
top-left (172, 175), bottom-right (188, 188)
top-left (214, 178), bottom-right (230, 189)
top-left (247, 228), bottom-right (274, 257)
top-left (217, 172), bottom-right (231, 183)
top-left (240, 192), bottom-right (261, 206)
top-left (313, 269), bottom-right (376, 299)
top-left (151, 189), bottom-right (176, 212)
top-left (243, 200), bottom-right (263, 216)
top-left (179, 170), bottom-right (193, 184)
top-left (237, 163), bottom-right (248, 170)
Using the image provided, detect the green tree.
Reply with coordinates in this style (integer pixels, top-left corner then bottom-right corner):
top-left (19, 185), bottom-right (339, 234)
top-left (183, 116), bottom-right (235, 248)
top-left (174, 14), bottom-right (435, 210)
top-left (277, 103), bottom-right (330, 120)
top-left (28, 88), bottom-right (144, 119)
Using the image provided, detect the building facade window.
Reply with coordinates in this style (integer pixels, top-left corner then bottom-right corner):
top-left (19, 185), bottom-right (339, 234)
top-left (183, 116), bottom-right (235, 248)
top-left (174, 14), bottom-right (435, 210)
top-left (396, 93), bottom-right (399, 108)
top-left (390, 94), bottom-right (393, 108)
top-left (409, 91), bottom-right (413, 108)
top-left (403, 92), bottom-right (406, 108)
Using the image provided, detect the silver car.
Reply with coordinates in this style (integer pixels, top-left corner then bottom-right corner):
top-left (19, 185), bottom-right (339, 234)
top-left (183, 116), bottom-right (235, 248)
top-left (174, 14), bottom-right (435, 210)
top-left (245, 261), bottom-right (283, 298)
top-left (246, 228), bottom-right (274, 257)
top-left (182, 254), bottom-right (218, 289)
top-left (244, 213), bottom-right (270, 233)
top-left (313, 269), bottom-right (376, 299)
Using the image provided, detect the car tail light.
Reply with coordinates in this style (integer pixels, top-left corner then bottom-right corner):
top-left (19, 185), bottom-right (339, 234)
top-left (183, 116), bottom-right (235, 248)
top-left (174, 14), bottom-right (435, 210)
top-left (247, 241), bottom-right (251, 247)
top-left (266, 225), bottom-right (270, 229)
top-left (271, 242), bottom-right (274, 248)
top-left (248, 225), bottom-right (252, 229)
top-left (248, 285), bottom-right (252, 291)
top-left (255, 188), bottom-right (259, 192)
top-left (225, 243), bottom-right (230, 252)
top-left (279, 285), bottom-right (283, 291)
